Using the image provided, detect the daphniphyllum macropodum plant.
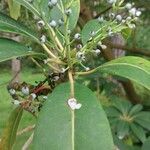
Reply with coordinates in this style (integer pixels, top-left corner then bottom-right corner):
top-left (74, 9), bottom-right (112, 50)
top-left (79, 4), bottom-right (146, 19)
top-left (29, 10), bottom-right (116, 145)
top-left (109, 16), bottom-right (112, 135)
top-left (0, 0), bottom-right (150, 149)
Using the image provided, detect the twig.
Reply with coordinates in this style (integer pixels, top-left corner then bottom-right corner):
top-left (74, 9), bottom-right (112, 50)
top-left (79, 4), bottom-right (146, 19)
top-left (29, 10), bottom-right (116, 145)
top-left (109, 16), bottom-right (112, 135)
top-left (68, 70), bottom-right (74, 98)
top-left (22, 133), bottom-right (34, 150)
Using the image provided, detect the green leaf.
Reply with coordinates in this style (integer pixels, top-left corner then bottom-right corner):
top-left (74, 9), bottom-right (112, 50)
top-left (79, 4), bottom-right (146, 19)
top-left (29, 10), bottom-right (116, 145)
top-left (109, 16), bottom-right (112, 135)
top-left (130, 123), bottom-right (146, 143)
top-left (0, 12), bottom-right (39, 42)
top-left (111, 96), bottom-right (132, 114)
top-left (81, 19), bottom-right (101, 45)
top-left (8, 0), bottom-right (21, 20)
top-left (134, 112), bottom-right (150, 130)
top-left (117, 120), bottom-right (129, 139)
top-left (0, 38), bottom-right (42, 62)
top-left (14, 0), bottom-right (41, 18)
top-left (98, 56), bottom-right (150, 90)
top-left (142, 137), bottom-right (150, 150)
top-left (41, 0), bottom-right (80, 32)
top-left (129, 104), bottom-right (143, 116)
top-left (0, 107), bottom-right (23, 150)
top-left (105, 107), bottom-right (121, 117)
top-left (33, 82), bottom-right (114, 150)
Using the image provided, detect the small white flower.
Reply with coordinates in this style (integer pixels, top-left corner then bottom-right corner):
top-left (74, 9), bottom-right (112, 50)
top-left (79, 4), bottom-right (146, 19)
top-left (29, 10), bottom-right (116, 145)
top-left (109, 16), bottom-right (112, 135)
top-left (101, 44), bottom-right (107, 50)
top-left (136, 10), bottom-right (141, 17)
top-left (118, 135), bottom-right (124, 140)
top-left (30, 93), bottom-right (36, 100)
top-left (40, 35), bottom-right (46, 43)
top-left (53, 76), bottom-right (59, 81)
top-left (129, 8), bottom-right (137, 16)
top-left (58, 18), bottom-right (64, 26)
top-left (85, 67), bottom-right (90, 71)
top-left (21, 86), bottom-right (29, 95)
top-left (60, 68), bottom-right (66, 73)
top-left (65, 8), bottom-right (72, 16)
top-left (107, 0), bottom-right (116, 4)
top-left (48, 0), bottom-right (58, 7)
top-left (9, 89), bottom-right (16, 95)
top-left (44, 59), bottom-right (49, 64)
top-left (97, 16), bottom-right (104, 23)
top-left (95, 49), bottom-right (101, 54)
top-left (116, 15), bottom-right (122, 21)
top-left (126, 16), bottom-right (132, 21)
top-left (13, 100), bottom-right (20, 106)
top-left (37, 20), bottom-right (45, 28)
top-left (76, 44), bottom-right (83, 50)
top-left (67, 29), bottom-right (71, 34)
top-left (76, 51), bottom-right (85, 61)
top-left (49, 20), bottom-right (57, 28)
top-left (122, 19), bottom-right (126, 23)
top-left (90, 31), bottom-right (96, 37)
top-left (43, 96), bottom-right (48, 100)
top-left (109, 13), bottom-right (115, 19)
top-left (74, 33), bottom-right (81, 40)
top-left (67, 98), bottom-right (82, 110)
top-left (125, 3), bottom-right (132, 10)
top-left (128, 23), bottom-right (136, 29)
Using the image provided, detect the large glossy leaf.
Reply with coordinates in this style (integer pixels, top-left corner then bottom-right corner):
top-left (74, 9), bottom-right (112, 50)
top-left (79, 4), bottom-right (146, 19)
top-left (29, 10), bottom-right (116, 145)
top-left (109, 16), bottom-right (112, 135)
top-left (0, 38), bottom-right (42, 62)
top-left (98, 56), bottom-right (150, 90)
top-left (0, 12), bottom-right (39, 42)
top-left (0, 107), bottom-right (23, 150)
top-left (33, 82), bottom-right (114, 150)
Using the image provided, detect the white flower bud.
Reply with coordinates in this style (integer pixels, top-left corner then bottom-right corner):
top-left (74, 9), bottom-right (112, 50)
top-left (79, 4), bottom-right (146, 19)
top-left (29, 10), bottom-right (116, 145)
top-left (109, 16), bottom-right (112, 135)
top-left (48, 0), bottom-right (58, 7)
top-left (107, 0), bottom-right (116, 4)
top-left (40, 35), bottom-right (46, 43)
top-left (136, 10), bottom-right (141, 17)
top-left (30, 93), bottom-right (36, 100)
top-left (109, 13), bottom-right (115, 19)
top-left (67, 98), bottom-right (82, 110)
top-left (37, 20), bottom-right (45, 28)
top-left (74, 33), bottom-right (81, 40)
top-left (116, 15), bottom-right (122, 21)
top-left (90, 31), bottom-right (96, 37)
top-left (49, 20), bottom-right (57, 28)
top-left (85, 67), bottom-right (90, 71)
top-left (76, 44), bottom-right (83, 49)
top-left (128, 23), bottom-right (136, 29)
top-left (126, 16), bottom-right (132, 21)
top-left (65, 8), bottom-right (72, 16)
top-left (129, 8), bottom-right (136, 16)
top-left (101, 44), bottom-right (107, 50)
top-left (13, 100), bottom-right (20, 106)
top-left (21, 86), bottom-right (29, 95)
top-left (43, 96), bottom-right (48, 100)
top-left (97, 16), bottom-right (104, 23)
top-left (9, 89), bottom-right (16, 95)
top-left (125, 3), bottom-right (132, 10)
top-left (76, 51), bottom-right (85, 61)
top-left (58, 18), bottom-right (64, 26)
top-left (95, 49), bottom-right (101, 54)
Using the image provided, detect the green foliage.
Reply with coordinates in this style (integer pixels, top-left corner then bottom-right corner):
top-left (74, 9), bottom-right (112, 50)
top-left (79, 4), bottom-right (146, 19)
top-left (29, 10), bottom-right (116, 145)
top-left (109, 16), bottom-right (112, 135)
top-left (0, 38), bottom-right (43, 62)
top-left (0, 12), bottom-right (39, 41)
top-left (105, 97), bottom-right (150, 143)
top-left (0, 107), bottom-right (23, 150)
top-left (33, 83), bottom-right (114, 150)
top-left (98, 56), bottom-right (150, 90)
